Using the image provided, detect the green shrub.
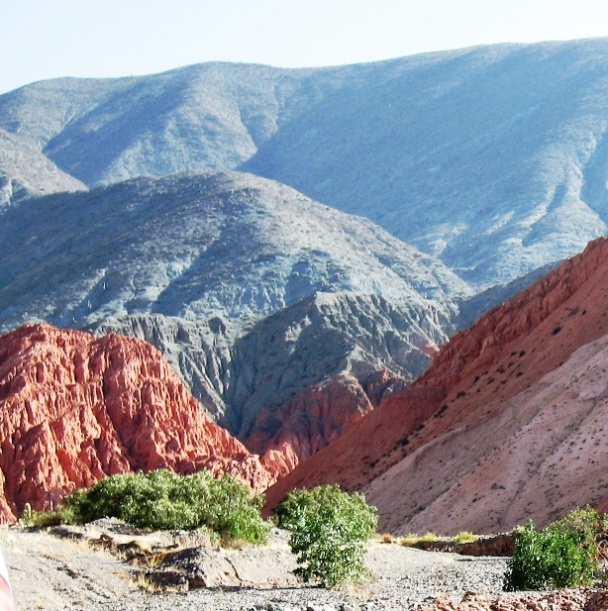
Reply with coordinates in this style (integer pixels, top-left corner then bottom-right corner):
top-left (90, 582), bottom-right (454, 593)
top-left (22, 505), bottom-right (77, 527)
top-left (36, 469), bottom-right (270, 544)
top-left (552, 506), bottom-right (608, 561)
top-left (503, 519), bottom-right (595, 591)
top-left (275, 484), bottom-right (378, 588)
top-left (202, 472), bottom-right (269, 544)
top-left (453, 531), bottom-right (480, 544)
top-left (399, 531), bottom-right (440, 547)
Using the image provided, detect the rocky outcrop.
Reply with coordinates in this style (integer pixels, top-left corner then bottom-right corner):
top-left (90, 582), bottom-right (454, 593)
top-left (89, 291), bottom-right (426, 476)
top-left (254, 371), bottom-right (409, 478)
top-left (225, 292), bottom-right (440, 438)
top-left (0, 323), bottom-right (274, 523)
top-left (89, 314), bottom-right (233, 423)
top-left (266, 238), bottom-right (608, 534)
top-left (410, 534), bottom-right (514, 557)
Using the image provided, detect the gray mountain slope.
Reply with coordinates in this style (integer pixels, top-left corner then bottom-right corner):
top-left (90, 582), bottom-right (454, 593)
top-left (0, 128), bottom-right (85, 204)
top-left (0, 171), bottom-right (468, 332)
top-left (244, 40), bottom-right (608, 287)
top-left (0, 171), bottom-right (469, 436)
top-left (226, 290), bottom-right (442, 438)
top-left (4, 41), bottom-right (608, 289)
top-left (89, 288), bottom-right (440, 439)
top-left (0, 64), bottom-right (351, 187)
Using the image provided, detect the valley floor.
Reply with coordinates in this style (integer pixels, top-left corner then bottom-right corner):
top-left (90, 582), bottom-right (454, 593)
top-left (1, 526), bottom-right (604, 610)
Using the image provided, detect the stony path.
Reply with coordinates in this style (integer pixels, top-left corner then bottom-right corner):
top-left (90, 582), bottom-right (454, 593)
top-left (1, 525), bottom-right (605, 610)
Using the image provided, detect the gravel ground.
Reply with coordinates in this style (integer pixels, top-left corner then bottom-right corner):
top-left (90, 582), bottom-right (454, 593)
top-left (1, 525), bottom-right (604, 611)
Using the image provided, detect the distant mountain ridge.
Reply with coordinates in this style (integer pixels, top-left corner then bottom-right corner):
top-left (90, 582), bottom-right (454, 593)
top-left (3, 40), bottom-right (608, 286)
top-left (0, 64), bottom-right (337, 187)
top-left (244, 40), bottom-right (608, 287)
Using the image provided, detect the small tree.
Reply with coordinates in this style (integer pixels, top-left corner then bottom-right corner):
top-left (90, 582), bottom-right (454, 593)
top-left (275, 485), bottom-right (378, 588)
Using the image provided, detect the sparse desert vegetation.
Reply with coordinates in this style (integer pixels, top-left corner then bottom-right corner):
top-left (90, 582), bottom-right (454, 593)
top-left (24, 469), bottom-right (270, 545)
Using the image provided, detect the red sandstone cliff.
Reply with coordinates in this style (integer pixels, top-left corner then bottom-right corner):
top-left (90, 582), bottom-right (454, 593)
top-left (265, 237), bottom-right (608, 534)
top-left (0, 323), bottom-right (274, 523)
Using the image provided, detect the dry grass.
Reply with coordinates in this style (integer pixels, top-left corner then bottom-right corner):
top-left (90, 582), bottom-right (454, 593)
top-left (453, 531), bottom-right (480, 544)
top-left (133, 573), bottom-right (166, 593)
top-left (399, 532), bottom-right (440, 547)
top-left (133, 571), bottom-right (187, 594)
top-left (399, 530), bottom-right (482, 547)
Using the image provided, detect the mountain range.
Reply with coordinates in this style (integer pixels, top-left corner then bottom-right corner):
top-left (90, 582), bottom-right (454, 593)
top-left (0, 170), bottom-right (468, 468)
top-left (2, 38), bottom-right (608, 530)
top-left (5, 40), bottom-right (608, 287)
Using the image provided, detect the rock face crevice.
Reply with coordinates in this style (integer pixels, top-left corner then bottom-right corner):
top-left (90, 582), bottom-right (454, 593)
top-left (0, 323), bottom-right (275, 523)
top-left (266, 238), bottom-right (608, 534)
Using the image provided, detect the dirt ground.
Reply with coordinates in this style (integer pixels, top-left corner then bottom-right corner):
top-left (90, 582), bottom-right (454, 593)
top-left (1, 524), bottom-right (606, 611)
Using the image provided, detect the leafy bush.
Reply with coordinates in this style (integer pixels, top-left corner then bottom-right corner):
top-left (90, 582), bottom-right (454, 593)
top-left (503, 519), bottom-right (595, 591)
top-left (275, 484), bottom-right (378, 588)
top-left (30, 469), bottom-right (270, 544)
top-left (552, 505), bottom-right (608, 563)
top-left (200, 472), bottom-right (269, 544)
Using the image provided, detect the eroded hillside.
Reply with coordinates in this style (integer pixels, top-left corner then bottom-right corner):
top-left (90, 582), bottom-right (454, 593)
top-left (266, 238), bottom-right (608, 534)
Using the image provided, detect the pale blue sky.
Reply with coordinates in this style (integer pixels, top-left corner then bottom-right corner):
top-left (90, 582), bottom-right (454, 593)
top-left (3, 0), bottom-right (608, 94)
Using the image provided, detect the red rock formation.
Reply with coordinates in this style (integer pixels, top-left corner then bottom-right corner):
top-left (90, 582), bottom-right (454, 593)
top-left (250, 371), bottom-right (409, 479)
top-left (265, 238), bottom-right (608, 533)
top-left (0, 323), bottom-right (274, 523)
